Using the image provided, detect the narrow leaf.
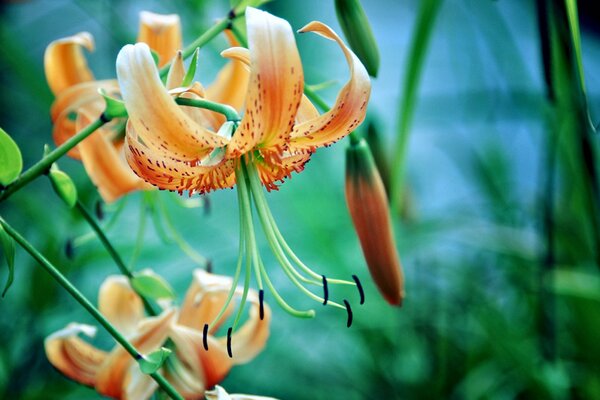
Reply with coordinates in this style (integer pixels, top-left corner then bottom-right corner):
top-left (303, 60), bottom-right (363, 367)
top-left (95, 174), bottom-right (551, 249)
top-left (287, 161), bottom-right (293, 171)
top-left (181, 48), bottom-right (199, 87)
top-left (0, 224), bottom-right (15, 297)
top-left (0, 127), bottom-right (23, 186)
top-left (131, 270), bottom-right (175, 300)
top-left (98, 88), bottom-right (128, 119)
top-left (138, 347), bottom-right (172, 374)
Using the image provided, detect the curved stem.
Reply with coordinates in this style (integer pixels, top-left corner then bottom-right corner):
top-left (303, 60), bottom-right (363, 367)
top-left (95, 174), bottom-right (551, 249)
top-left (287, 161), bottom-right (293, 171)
top-left (75, 201), bottom-right (157, 316)
top-left (0, 217), bottom-right (183, 400)
top-left (0, 116), bottom-right (108, 202)
top-left (174, 97), bottom-right (240, 122)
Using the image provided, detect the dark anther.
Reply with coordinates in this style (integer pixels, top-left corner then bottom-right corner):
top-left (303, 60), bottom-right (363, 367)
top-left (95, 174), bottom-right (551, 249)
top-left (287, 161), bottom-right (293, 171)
top-left (344, 299), bottom-right (353, 328)
top-left (205, 259), bottom-right (213, 273)
top-left (135, 353), bottom-right (143, 360)
top-left (226, 327), bottom-right (233, 358)
top-left (322, 275), bottom-right (329, 305)
top-left (99, 112), bottom-right (111, 124)
top-left (65, 239), bottom-right (74, 260)
top-left (228, 9), bottom-right (236, 20)
top-left (202, 323), bottom-right (209, 351)
top-left (203, 195), bottom-right (211, 216)
top-left (95, 200), bottom-right (104, 220)
top-left (259, 289), bottom-right (265, 320)
top-left (226, 20), bottom-right (233, 30)
top-left (352, 275), bottom-right (365, 305)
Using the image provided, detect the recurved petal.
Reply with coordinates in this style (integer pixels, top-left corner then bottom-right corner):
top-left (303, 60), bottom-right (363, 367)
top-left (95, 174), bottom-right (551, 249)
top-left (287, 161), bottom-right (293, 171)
top-left (179, 270), bottom-right (237, 332)
top-left (163, 356), bottom-right (205, 399)
top-left (97, 276), bottom-right (144, 337)
top-left (215, 292), bottom-right (270, 364)
top-left (117, 43), bottom-right (228, 163)
top-left (123, 365), bottom-right (158, 400)
top-left (125, 128), bottom-right (236, 195)
top-left (45, 32), bottom-right (95, 96)
top-left (95, 308), bottom-right (176, 399)
top-left (226, 7), bottom-right (304, 157)
top-left (44, 323), bottom-right (107, 387)
top-left (51, 80), bottom-right (120, 159)
top-left (290, 22), bottom-right (371, 152)
top-left (137, 11), bottom-right (182, 67)
top-left (169, 324), bottom-right (233, 389)
top-left (77, 111), bottom-right (149, 203)
top-left (253, 151), bottom-right (312, 191)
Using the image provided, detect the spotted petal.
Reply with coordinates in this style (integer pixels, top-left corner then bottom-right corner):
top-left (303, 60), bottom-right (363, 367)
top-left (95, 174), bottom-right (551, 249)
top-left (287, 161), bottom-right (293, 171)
top-left (44, 32), bottom-right (95, 96)
top-left (137, 11), bottom-right (182, 67)
top-left (290, 22), bottom-right (371, 152)
top-left (117, 43), bottom-right (228, 163)
top-left (226, 7), bottom-right (304, 158)
top-left (44, 323), bottom-right (107, 387)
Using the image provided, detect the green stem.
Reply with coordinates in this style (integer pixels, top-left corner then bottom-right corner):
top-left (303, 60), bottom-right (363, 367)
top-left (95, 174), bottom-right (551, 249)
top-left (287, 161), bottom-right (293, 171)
top-left (0, 116), bottom-right (108, 202)
top-left (158, 10), bottom-right (245, 79)
top-left (75, 201), bottom-right (157, 316)
top-left (0, 216), bottom-right (183, 400)
top-left (174, 97), bottom-right (240, 122)
top-left (390, 0), bottom-right (443, 212)
top-left (128, 199), bottom-right (148, 270)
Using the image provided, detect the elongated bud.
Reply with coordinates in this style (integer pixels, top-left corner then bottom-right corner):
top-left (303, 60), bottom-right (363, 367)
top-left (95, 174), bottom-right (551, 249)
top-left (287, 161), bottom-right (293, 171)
top-left (334, 0), bottom-right (380, 77)
top-left (345, 138), bottom-right (404, 306)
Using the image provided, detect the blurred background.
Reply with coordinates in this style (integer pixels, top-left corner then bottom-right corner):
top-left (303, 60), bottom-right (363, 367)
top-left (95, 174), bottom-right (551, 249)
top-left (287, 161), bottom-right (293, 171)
top-left (1, 0), bottom-right (600, 398)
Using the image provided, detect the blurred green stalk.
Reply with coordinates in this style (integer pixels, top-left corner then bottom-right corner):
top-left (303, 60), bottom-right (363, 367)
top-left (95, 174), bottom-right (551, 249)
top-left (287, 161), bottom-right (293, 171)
top-left (390, 0), bottom-right (443, 213)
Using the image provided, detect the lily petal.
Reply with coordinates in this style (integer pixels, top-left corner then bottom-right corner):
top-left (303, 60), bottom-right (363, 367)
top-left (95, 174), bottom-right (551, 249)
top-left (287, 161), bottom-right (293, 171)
top-left (166, 51), bottom-right (185, 90)
top-left (124, 365), bottom-right (158, 400)
top-left (117, 43), bottom-right (228, 163)
top-left (97, 276), bottom-right (144, 337)
top-left (164, 356), bottom-right (206, 398)
top-left (226, 7), bottom-right (304, 158)
top-left (44, 32), bottom-right (95, 96)
top-left (44, 323), bottom-right (107, 387)
top-left (51, 80), bottom-right (120, 159)
top-left (77, 110), bottom-right (149, 203)
top-left (125, 129), bottom-right (236, 195)
top-left (95, 308), bottom-right (176, 398)
top-left (206, 386), bottom-right (279, 400)
top-left (253, 152), bottom-right (311, 191)
top-left (137, 11), bottom-right (182, 67)
top-left (290, 22), bottom-right (371, 152)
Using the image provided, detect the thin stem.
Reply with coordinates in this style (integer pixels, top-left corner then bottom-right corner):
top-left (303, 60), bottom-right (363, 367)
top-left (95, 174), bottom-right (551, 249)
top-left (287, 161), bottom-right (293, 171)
top-left (237, 164), bottom-right (262, 289)
top-left (158, 10), bottom-right (245, 79)
top-left (75, 200), bottom-right (157, 316)
top-left (155, 195), bottom-right (209, 268)
top-left (244, 162), bottom-right (345, 310)
top-left (0, 217), bottom-right (183, 400)
top-left (174, 97), bottom-right (240, 122)
top-left (73, 198), bottom-right (128, 249)
top-left (0, 116), bottom-right (108, 202)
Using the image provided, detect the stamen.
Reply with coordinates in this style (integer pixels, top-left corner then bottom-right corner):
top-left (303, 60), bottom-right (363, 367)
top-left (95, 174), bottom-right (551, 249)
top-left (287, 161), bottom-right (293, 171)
top-left (322, 275), bottom-right (329, 305)
top-left (352, 274), bottom-right (365, 305)
top-left (202, 323), bottom-right (209, 351)
top-left (259, 289), bottom-right (264, 320)
top-left (344, 299), bottom-right (353, 328)
top-left (226, 327), bottom-right (233, 358)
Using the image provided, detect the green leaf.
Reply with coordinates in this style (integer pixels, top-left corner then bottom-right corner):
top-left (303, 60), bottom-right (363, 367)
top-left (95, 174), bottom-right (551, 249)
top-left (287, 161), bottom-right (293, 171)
top-left (131, 270), bottom-right (175, 300)
top-left (0, 224), bottom-right (15, 297)
top-left (181, 48), bottom-right (199, 87)
top-left (138, 347), bottom-right (172, 374)
top-left (231, 0), bottom-right (272, 14)
top-left (49, 169), bottom-right (78, 208)
top-left (0, 127), bottom-right (23, 186)
top-left (150, 49), bottom-right (160, 66)
top-left (551, 269), bottom-right (600, 303)
top-left (98, 88), bottom-right (128, 119)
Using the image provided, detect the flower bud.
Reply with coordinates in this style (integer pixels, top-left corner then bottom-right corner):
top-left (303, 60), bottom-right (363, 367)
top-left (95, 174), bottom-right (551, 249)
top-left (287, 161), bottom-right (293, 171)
top-left (345, 138), bottom-right (405, 306)
top-left (334, 0), bottom-right (380, 77)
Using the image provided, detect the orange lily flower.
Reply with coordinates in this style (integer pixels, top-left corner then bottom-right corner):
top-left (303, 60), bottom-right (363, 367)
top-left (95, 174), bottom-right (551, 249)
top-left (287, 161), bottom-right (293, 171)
top-left (45, 270), bottom-right (270, 399)
top-left (44, 11), bottom-right (182, 202)
top-left (116, 7), bottom-right (370, 323)
top-left (206, 385), bottom-right (278, 400)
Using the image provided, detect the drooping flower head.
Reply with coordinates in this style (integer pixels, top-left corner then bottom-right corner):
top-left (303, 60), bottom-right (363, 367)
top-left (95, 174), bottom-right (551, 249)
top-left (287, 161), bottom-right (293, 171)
top-left (44, 11), bottom-right (184, 202)
top-left (45, 270), bottom-right (270, 399)
top-left (116, 7), bottom-right (371, 326)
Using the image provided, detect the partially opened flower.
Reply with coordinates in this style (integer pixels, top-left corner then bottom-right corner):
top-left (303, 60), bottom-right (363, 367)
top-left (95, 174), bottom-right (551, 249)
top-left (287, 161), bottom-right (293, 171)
top-left (44, 276), bottom-right (176, 399)
top-left (164, 270), bottom-right (271, 398)
top-left (117, 7), bottom-right (370, 325)
top-left (43, 11), bottom-right (183, 202)
top-left (45, 270), bottom-right (270, 399)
